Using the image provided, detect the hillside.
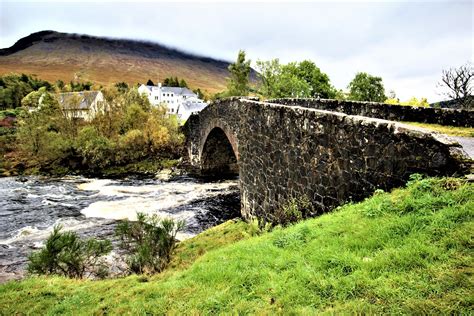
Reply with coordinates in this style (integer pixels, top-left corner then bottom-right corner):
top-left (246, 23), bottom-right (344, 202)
top-left (1, 176), bottom-right (472, 314)
top-left (0, 31), bottom-right (237, 93)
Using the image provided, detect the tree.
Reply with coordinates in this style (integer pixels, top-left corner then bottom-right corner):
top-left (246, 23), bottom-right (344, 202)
top-left (385, 97), bottom-right (429, 107)
top-left (163, 76), bottom-right (188, 88)
top-left (0, 73), bottom-right (52, 109)
top-left (146, 79), bottom-right (155, 86)
top-left (437, 62), bottom-right (473, 109)
top-left (227, 50), bottom-right (251, 96)
top-left (115, 82), bottom-right (129, 93)
top-left (256, 59), bottom-right (283, 98)
top-left (294, 60), bottom-right (336, 98)
top-left (256, 59), bottom-right (311, 98)
top-left (179, 79), bottom-right (188, 88)
top-left (21, 87), bottom-right (47, 108)
top-left (256, 59), bottom-right (337, 99)
top-left (55, 80), bottom-right (65, 91)
top-left (348, 72), bottom-right (386, 102)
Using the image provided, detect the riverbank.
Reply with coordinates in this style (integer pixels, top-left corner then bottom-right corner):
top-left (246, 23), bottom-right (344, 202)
top-left (0, 157), bottom-right (182, 179)
top-left (1, 176), bottom-right (472, 314)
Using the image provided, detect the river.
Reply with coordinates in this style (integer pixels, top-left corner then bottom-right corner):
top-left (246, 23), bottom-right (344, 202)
top-left (0, 175), bottom-right (240, 283)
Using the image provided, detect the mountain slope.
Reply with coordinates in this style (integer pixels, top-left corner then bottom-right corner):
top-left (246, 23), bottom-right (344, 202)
top-left (0, 31), bottom-right (235, 93)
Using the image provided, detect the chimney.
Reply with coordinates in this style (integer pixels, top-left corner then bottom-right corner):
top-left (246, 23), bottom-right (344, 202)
top-left (158, 82), bottom-right (162, 88)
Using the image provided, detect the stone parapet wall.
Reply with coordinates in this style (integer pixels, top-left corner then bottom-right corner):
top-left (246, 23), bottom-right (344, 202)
top-left (267, 98), bottom-right (474, 127)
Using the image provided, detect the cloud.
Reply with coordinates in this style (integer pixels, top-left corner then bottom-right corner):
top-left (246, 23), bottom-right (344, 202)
top-left (0, 1), bottom-right (472, 101)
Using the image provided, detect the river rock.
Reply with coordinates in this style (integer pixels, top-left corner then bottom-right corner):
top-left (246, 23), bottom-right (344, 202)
top-left (155, 169), bottom-right (173, 181)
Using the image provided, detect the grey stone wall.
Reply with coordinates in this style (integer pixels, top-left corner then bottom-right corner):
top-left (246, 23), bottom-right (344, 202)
top-left (183, 98), bottom-right (471, 222)
top-left (268, 98), bottom-right (474, 127)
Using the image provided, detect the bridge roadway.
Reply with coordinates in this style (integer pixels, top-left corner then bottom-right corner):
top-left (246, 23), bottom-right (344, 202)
top-left (453, 137), bottom-right (474, 159)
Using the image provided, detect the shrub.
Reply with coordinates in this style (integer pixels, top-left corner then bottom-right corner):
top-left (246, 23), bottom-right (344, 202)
top-left (271, 196), bottom-right (315, 227)
top-left (27, 225), bottom-right (112, 279)
top-left (116, 212), bottom-right (185, 274)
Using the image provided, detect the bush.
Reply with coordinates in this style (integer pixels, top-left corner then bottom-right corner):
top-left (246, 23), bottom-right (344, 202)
top-left (116, 212), bottom-right (185, 274)
top-left (271, 196), bottom-right (315, 227)
top-left (27, 225), bottom-right (112, 279)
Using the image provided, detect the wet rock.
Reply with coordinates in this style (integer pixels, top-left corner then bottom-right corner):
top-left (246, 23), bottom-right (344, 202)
top-left (155, 169), bottom-right (173, 181)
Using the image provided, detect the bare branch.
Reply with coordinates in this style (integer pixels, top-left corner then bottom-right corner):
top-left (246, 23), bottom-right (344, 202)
top-left (438, 62), bottom-right (473, 109)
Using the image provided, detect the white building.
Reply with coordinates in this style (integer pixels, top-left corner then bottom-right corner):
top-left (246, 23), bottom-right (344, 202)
top-left (138, 83), bottom-right (207, 121)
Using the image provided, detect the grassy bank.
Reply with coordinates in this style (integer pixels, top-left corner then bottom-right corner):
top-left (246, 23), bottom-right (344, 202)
top-left (1, 176), bottom-right (473, 314)
top-left (402, 121), bottom-right (474, 137)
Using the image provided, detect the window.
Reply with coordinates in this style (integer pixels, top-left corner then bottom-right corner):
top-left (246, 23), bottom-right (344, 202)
top-left (163, 93), bottom-right (165, 97)
top-left (155, 96), bottom-right (158, 100)
top-left (167, 93), bottom-right (169, 97)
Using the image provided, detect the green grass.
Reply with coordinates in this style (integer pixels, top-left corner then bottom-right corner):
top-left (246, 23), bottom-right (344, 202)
top-left (1, 176), bottom-right (473, 314)
top-left (402, 122), bottom-right (474, 137)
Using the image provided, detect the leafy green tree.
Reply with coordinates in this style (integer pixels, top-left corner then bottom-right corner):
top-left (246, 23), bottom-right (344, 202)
top-left (0, 74), bottom-right (52, 109)
top-left (179, 79), bottom-right (188, 88)
top-left (256, 59), bottom-right (311, 98)
top-left (11, 83), bottom-right (184, 176)
top-left (348, 72), bottom-right (387, 102)
top-left (69, 81), bottom-right (93, 92)
top-left (256, 59), bottom-right (337, 99)
top-left (115, 82), bottom-right (129, 93)
top-left (55, 80), bottom-right (65, 91)
top-left (28, 225), bottom-right (112, 279)
top-left (116, 212), bottom-right (185, 274)
top-left (256, 59), bottom-right (282, 98)
top-left (193, 88), bottom-right (202, 98)
top-left (16, 98), bottom-right (70, 168)
top-left (75, 126), bottom-right (115, 169)
top-left (295, 60), bottom-right (336, 98)
top-left (21, 87), bottom-right (47, 108)
top-left (278, 64), bottom-right (311, 98)
top-left (123, 103), bottom-right (148, 132)
top-left (227, 50), bottom-right (251, 96)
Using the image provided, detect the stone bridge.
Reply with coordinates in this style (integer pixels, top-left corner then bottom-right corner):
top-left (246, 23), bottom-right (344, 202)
top-left (183, 98), bottom-right (472, 221)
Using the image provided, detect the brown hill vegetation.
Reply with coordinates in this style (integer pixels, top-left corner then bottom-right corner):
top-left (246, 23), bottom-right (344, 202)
top-left (0, 31), bottom-right (234, 93)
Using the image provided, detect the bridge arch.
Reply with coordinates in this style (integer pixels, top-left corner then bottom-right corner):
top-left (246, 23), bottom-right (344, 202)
top-left (199, 125), bottom-right (239, 176)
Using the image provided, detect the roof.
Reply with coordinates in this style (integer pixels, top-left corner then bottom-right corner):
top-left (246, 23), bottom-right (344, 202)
top-left (57, 91), bottom-right (102, 110)
top-left (142, 84), bottom-right (196, 97)
top-left (141, 85), bottom-right (153, 92)
top-left (161, 86), bottom-right (196, 96)
top-left (181, 99), bottom-right (207, 112)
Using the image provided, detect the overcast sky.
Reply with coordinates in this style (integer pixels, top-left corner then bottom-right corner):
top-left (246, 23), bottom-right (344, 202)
top-left (0, 0), bottom-right (472, 101)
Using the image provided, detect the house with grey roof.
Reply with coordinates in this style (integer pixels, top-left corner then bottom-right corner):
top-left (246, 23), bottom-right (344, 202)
top-left (55, 91), bottom-right (104, 121)
top-left (138, 83), bottom-right (207, 122)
